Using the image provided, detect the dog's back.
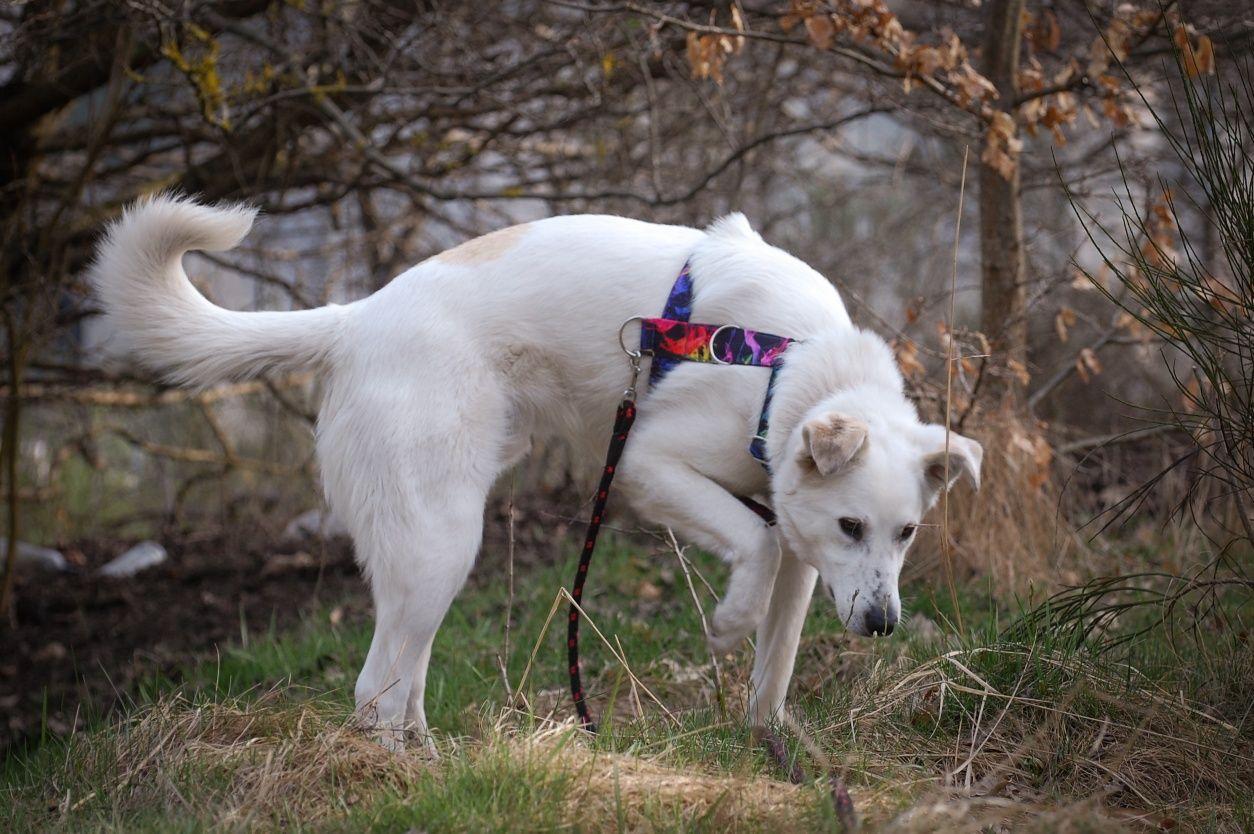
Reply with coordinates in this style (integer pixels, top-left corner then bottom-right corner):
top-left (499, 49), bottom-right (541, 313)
top-left (93, 198), bottom-right (848, 418)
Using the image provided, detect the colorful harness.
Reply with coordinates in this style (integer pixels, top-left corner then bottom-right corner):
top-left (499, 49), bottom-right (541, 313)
top-left (640, 262), bottom-right (796, 467)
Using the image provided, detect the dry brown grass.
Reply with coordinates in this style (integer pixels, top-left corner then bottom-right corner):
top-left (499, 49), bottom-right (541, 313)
top-left (908, 402), bottom-right (1088, 599)
top-left (36, 690), bottom-right (827, 832)
top-left (828, 643), bottom-right (1252, 833)
top-left (510, 726), bottom-right (822, 830)
top-left (51, 690), bottom-right (427, 828)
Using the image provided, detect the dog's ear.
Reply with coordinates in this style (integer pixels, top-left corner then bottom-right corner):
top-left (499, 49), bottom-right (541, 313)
top-left (797, 413), bottom-right (869, 477)
top-left (921, 432), bottom-right (983, 495)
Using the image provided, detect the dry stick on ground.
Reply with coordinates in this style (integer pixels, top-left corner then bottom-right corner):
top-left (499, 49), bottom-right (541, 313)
top-left (263, 378), bottom-right (317, 425)
top-left (665, 528), bottom-right (725, 717)
top-left (613, 634), bottom-right (646, 721)
top-left (942, 146), bottom-right (971, 635)
top-left (1027, 315), bottom-right (1124, 410)
top-left (497, 486), bottom-right (517, 702)
top-left (103, 427), bottom-right (302, 476)
top-left (1056, 424), bottom-right (1179, 456)
top-left (509, 588), bottom-right (570, 718)
top-left (780, 712), bottom-right (859, 832)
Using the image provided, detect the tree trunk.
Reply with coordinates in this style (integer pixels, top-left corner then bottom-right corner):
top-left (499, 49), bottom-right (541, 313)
top-left (0, 314), bottom-right (22, 624)
top-left (979, 0), bottom-right (1028, 405)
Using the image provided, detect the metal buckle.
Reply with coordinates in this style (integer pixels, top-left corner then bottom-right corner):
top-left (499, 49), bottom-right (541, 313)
top-left (617, 316), bottom-right (651, 399)
top-left (618, 316), bottom-right (646, 359)
top-left (709, 324), bottom-right (733, 364)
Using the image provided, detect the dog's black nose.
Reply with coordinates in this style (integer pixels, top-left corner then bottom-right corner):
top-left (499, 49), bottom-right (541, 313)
top-left (864, 608), bottom-right (896, 636)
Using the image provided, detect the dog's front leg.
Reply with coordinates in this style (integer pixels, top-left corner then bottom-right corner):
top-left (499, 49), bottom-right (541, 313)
top-left (618, 454), bottom-right (781, 653)
top-left (748, 549), bottom-right (817, 727)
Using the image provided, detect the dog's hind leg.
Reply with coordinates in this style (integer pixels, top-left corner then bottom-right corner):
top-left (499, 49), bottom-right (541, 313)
top-left (403, 641), bottom-right (435, 747)
top-left (748, 550), bottom-right (817, 727)
top-left (353, 497), bottom-right (484, 752)
top-left (321, 352), bottom-right (512, 752)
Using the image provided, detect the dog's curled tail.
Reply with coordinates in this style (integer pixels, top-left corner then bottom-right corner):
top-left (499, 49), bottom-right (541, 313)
top-left (90, 194), bottom-right (341, 387)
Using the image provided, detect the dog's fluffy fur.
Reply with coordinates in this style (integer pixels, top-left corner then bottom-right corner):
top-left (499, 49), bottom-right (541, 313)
top-left (91, 196), bottom-right (981, 748)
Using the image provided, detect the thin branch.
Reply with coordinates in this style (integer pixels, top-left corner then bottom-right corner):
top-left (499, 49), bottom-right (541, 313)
top-left (4, 373), bottom-right (314, 407)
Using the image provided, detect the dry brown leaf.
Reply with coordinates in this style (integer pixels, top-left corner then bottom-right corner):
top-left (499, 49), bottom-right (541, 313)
top-left (686, 32), bottom-right (738, 83)
top-left (805, 14), bottom-right (835, 49)
top-left (1175, 25), bottom-right (1201, 78)
top-left (1182, 376), bottom-right (1201, 412)
top-left (636, 580), bottom-right (663, 602)
top-left (895, 338), bottom-right (927, 380)
top-left (1087, 34), bottom-right (1111, 77)
top-left (1075, 347), bottom-right (1103, 383)
top-left (1006, 358), bottom-right (1031, 386)
top-left (1102, 94), bottom-right (1134, 128)
top-left (1196, 34), bottom-right (1215, 75)
top-left (730, 3), bottom-right (747, 50)
top-left (982, 110), bottom-right (1021, 180)
top-left (1028, 433), bottom-right (1053, 489)
top-left (1025, 10), bottom-right (1062, 53)
top-left (1054, 307), bottom-right (1076, 343)
top-left (954, 63), bottom-right (998, 107)
top-left (938, 27), bottom-right (965, 71)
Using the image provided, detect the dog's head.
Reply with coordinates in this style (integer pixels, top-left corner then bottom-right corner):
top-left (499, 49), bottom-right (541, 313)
top-left (772, 405), bottom-right (981, 637)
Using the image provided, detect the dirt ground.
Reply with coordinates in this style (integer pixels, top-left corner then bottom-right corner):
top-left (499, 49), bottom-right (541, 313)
top-left (1, 494), bottom-right (581, 757)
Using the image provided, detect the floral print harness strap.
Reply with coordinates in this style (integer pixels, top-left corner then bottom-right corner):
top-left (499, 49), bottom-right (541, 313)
top-left (639, 261), bottom-right (797, 468)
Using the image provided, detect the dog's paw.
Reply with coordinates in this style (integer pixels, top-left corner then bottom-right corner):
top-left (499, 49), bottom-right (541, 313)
top-left (407, 727), bottom-right (440, 760)
top-left (377, 727), bottom-right (408, 753)
top-left (709, 602), bottom-right (757, 655)
top-left (707, 626), bottom-right (742, 655)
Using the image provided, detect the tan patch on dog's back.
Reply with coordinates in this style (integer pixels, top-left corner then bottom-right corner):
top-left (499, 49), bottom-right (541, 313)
top-left (433, 223), bottom-right (530, 266)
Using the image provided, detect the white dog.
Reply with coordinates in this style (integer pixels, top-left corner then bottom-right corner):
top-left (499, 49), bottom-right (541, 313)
top-left (91, 196), bottom-right (981, 748)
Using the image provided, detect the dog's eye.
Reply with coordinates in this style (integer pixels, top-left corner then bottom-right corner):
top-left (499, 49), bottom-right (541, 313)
top-left (900, 524), bottom-right (917, 541)
top-left (838, 517), bottom-right (863, 541)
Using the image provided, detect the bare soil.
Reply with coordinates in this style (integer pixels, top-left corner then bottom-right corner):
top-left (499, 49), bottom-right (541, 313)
top-left (0, 494), bottom-right (580, 758)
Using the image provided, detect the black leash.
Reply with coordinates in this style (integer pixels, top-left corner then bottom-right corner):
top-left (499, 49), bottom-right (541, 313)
top-left (566, 395), bottom-right (636, 732)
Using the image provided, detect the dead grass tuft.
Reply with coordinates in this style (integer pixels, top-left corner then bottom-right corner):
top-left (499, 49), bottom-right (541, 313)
top-left (836, 642), bottom-right (1253, 832)
top-left (51, 689), bottom-right (427, 828)
top-left (510, 725), bottom-right (821, 830)
top-left (39, 690), bottom-right (826, 832)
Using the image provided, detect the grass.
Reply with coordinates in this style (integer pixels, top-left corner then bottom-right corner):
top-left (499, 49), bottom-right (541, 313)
top-left (2, 531), bottom-right (1251, 832)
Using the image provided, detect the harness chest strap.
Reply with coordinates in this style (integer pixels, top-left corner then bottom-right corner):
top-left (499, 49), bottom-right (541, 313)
top-left (640, 261), bottom-right (798, 470)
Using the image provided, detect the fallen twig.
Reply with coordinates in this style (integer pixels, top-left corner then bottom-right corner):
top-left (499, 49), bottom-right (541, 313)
top-left (666, 528), bottom-right (725, 717)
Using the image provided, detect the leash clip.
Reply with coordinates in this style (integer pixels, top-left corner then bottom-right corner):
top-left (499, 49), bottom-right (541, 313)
top-left (618, 316), bottom-right (650, 399)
